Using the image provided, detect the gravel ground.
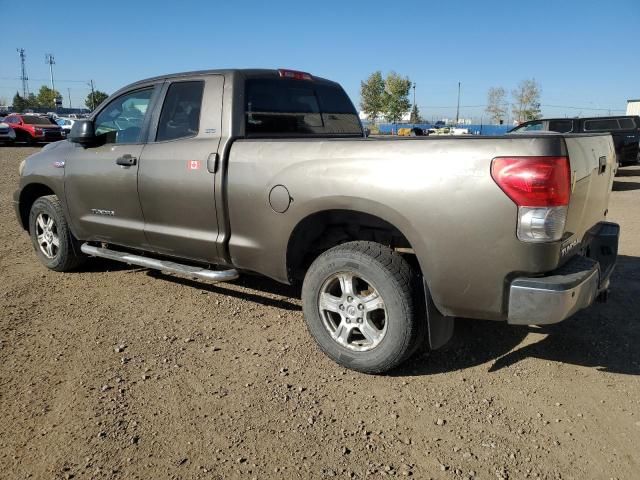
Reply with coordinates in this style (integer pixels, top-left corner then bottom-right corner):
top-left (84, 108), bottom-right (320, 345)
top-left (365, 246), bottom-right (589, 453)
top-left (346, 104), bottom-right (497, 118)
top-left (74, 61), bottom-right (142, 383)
top-left (0, 146), bottom-right (639, 480)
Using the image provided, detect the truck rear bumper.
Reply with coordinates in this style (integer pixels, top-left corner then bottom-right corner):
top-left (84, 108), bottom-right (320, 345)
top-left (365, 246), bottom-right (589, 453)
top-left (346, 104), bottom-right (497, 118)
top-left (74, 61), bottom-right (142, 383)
top-left (507, 222), bottom-right (619, 325)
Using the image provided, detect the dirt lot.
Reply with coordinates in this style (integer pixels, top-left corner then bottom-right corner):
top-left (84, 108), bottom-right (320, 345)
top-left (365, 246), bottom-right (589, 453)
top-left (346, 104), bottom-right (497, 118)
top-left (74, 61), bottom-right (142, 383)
top-left (0, 146), bottom-right (639, 480)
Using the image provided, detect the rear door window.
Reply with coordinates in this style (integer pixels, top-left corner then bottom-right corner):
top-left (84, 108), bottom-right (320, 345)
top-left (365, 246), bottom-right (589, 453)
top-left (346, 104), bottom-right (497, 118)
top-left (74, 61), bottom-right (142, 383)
top-left (548, 120), bottom-right (573, 133)
top-left (618, 118), bottom-right (636, 129)
top-left (156, 81), bottom-right (204, 142)
top-left (583, 119), bottom-right (620, 131)
top-left (245, 78), bottom-right (361, 136)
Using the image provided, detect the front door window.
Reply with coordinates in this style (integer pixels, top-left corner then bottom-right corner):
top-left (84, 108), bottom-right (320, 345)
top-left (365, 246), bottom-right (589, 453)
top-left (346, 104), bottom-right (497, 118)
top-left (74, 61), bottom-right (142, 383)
top-left (94, 88), bottom-right (153, 144)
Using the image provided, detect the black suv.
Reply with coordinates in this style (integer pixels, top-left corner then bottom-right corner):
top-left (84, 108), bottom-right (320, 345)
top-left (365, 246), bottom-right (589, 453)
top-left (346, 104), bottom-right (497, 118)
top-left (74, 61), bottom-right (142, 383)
top-left (509, 116), bottom-right (640, 166)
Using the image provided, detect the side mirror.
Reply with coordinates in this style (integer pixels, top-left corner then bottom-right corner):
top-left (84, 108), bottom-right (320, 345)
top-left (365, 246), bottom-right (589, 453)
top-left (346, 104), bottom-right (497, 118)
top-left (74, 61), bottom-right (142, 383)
top-left (69, 119), bottom-right (97, 146)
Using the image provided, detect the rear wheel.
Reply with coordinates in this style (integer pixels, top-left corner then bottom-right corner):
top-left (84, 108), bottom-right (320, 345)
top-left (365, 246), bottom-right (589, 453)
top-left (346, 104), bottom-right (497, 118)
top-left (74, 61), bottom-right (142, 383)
top-left (302, 241), bottom-right (423, 373)
top-left (28, 195), bottom-right (86, 271)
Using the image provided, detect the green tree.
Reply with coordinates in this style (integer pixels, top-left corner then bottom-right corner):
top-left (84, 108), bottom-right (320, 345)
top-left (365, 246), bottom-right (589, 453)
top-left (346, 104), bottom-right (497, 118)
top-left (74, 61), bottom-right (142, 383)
top-left (359, 71), bottom-right (385, 123)
top-left (511, 79), bottom-right (541, 123)
top-left (26, 93), bottom-right (39, 108)
top-left (86, 90), bottom-right (109, 110)
top-left (485, 87), bottom-right (507, 124)
top-left (12, 92), bottom-right (28, 111)
top-left (36, 86), bottom-right (62, 108)
top-left (11, 91), bottom-right (39, 111)
top-left (409, 104), bottom-right (423, 123)
top-left (382, 72), bottom-right (412, 124)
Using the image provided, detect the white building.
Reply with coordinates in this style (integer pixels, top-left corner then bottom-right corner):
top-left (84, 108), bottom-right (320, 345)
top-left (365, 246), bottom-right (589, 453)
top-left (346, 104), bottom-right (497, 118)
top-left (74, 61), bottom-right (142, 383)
top-left (627, 99), bottom-right (640, 116)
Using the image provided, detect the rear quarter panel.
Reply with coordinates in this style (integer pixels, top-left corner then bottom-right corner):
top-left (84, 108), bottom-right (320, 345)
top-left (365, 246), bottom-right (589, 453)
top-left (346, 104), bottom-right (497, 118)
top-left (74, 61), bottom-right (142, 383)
top-left (226, 136), bottom-right (571, 320)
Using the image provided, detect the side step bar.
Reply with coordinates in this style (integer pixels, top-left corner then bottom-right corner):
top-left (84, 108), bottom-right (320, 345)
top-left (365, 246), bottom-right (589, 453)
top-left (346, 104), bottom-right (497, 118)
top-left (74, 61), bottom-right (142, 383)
top-left (80, 243), bottom-right (239, 283)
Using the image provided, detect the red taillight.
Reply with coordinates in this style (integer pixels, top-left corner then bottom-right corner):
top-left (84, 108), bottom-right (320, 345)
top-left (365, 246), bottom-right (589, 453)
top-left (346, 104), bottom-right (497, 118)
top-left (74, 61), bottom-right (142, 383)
top-left (278, 69), bottom-right (313, 80)
top-left (491, 156), bottom-right (571, 207)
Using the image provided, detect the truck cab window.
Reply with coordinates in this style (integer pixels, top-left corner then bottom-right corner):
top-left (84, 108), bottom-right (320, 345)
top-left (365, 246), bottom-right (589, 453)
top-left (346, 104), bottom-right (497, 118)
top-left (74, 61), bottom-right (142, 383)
top-left (548, 120), bottom-right (573, 133)
top-left (94, 88), bottom-right (153, 144)
top-left (245, 78), bottom-right (361, 137)
top-left (514, 121), bottom-right (544, 132)
top-left (156, 81), bottom-right (204, 142)
top-left (584, 119), bottom-right (620, 131)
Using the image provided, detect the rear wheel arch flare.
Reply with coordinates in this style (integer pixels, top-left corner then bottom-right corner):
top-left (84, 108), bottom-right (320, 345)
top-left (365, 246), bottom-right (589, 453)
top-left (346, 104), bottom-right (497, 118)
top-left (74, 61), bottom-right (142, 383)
top-left (286, 209), bottom-right (419, 283)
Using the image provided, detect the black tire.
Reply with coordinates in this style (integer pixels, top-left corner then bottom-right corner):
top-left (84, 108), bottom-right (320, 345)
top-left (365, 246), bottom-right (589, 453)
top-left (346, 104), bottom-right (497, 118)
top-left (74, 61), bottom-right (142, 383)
top-left (28, 195), bottom-right (86, 272)
top-left (302, 241), bottom-right (424, 373)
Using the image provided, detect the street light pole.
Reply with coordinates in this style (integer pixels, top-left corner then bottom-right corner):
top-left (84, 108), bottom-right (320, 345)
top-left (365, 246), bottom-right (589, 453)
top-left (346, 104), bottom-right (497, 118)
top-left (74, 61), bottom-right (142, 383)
top-left (455, 81), bottom-right (461, 125)
top-left (412, 82), bottom-right (416, 126)
top-left (45, 54), bottom-right (55, 92)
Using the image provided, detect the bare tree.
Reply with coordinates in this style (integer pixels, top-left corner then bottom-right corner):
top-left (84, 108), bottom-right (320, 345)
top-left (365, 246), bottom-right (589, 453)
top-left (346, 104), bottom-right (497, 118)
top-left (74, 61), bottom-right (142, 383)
top-left (485, 87), bottom-right (507, 124)
top-left (511, 79), bottom-right (541, 123)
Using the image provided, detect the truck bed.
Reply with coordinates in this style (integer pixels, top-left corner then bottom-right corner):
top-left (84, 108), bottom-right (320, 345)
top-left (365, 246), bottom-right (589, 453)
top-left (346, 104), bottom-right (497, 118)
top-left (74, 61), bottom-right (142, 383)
top-left (225, 133), bottom-right (616, 320)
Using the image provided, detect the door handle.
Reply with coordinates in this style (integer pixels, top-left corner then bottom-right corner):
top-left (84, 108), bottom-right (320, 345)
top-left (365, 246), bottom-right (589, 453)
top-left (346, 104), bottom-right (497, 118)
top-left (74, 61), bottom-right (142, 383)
top-left (207, 152), bottom-right (219, 173)
top-left (116, 154), bottom-right (137, 166)
top-left (598, 156), bottom-right (607, 175)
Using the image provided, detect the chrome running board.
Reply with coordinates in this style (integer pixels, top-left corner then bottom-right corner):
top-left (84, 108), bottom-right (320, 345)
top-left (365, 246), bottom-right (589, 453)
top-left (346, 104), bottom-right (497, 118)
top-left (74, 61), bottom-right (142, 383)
top-left (80, 243), bottom-right (239, 283)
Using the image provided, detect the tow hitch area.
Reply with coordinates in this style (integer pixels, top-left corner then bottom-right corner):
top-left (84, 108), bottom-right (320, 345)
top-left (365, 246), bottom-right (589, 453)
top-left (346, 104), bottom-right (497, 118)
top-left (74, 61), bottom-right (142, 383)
top-left (596, 289), bottom-right (609, 303)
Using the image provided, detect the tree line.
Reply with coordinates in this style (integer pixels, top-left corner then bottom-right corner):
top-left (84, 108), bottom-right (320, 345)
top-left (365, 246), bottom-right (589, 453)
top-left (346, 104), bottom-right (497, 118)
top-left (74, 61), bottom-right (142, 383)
top-left (486, 79), bottom-right (542, 125)
top-left (360, 71), bottom-right (543, 126)
top-left (360, 71), bottom-right (421, 125)
top-left (11, 87), bottom-right (109, 112)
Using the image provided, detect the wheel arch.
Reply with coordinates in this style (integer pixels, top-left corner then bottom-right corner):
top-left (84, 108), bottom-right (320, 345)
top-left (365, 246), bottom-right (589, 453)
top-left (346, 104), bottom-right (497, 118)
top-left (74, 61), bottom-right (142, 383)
top-left (285, 207), bottom-right (423, 284)
top-left (17, 182), bottom-right (57, 230)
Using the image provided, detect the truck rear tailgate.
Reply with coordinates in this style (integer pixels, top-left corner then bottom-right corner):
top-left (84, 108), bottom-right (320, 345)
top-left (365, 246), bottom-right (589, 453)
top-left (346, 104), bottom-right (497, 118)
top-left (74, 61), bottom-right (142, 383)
top-left (563, 133), bottom-right (616, 244)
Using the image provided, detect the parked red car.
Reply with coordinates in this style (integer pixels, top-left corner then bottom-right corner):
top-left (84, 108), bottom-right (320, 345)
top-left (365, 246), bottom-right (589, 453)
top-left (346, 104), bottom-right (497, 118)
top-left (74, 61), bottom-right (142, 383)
top-left (4, 114), bottom-right (65, 144)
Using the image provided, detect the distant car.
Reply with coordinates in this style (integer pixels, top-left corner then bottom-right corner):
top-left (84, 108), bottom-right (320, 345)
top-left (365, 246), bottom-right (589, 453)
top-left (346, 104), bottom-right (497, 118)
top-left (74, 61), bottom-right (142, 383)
top-left (0, 120), bottom-right (17, 145)
top-left (56, 117), bottom-right (76, 134)
top-left (509, 116), bottom-right (640, 166)
top-left (3, 113), bottom-right (65, 144)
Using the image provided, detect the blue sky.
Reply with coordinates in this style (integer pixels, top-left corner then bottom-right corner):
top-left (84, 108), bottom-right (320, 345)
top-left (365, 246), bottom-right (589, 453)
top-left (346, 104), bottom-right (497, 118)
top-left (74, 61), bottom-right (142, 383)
top-left (1, 0), bottom-right (638, 121)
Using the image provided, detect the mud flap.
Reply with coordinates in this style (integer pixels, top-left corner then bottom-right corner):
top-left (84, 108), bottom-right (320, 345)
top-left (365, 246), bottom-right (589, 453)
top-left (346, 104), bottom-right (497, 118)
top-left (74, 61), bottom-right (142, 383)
top-left (424, 279), bottom-right (454, 350)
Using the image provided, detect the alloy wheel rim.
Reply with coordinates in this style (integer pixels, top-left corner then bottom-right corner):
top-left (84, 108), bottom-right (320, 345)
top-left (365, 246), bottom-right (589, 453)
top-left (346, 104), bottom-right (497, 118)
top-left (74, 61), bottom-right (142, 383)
top-left (318, 271), bottom-right (388, 352)
top-left (35, 213), bottom-right (60, 259)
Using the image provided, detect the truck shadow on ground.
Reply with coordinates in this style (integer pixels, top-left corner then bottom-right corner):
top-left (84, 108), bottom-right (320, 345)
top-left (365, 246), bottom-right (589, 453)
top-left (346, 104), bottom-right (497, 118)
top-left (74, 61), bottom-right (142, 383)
top-left (146, 270), bottom-right (302, 311)
top-left (615, 167), bottom-right (640, 177)
top-left (397, 255), bottom-right (640, 377)
top-left (612, 181), bottom-right (640, 191)
top-left (81, 255), bottom-right (640, 377)
top-left (75, 258), bottom-right (301, 311)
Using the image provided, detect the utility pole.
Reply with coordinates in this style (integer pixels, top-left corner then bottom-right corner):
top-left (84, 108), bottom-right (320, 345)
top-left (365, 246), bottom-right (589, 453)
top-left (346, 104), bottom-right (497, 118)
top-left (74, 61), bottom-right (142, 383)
top-left (412, 82), bottom-right (416, 125)
top-left (88, 80), bottom-right (96, 110)
top-left (68, 88), bottom-right (72, 109)
top-left (455, 81), bottom-right (461, 125)
top-left (17, 48), bottom-right (29, 97)
top-left (45, 53), bottom-right (56, 92)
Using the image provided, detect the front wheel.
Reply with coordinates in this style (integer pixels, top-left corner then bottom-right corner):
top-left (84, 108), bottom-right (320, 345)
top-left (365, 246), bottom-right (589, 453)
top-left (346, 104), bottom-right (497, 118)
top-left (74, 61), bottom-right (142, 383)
top-left (302, 241), bottom-right (424, 373)
top-left (28, 195), bottom-right (86, 272)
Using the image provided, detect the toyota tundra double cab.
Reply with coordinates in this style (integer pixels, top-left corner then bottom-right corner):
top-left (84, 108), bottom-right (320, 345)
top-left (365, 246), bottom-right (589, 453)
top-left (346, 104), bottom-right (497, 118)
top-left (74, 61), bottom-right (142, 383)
top-left (14, 69), bottom-right (619, 373)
